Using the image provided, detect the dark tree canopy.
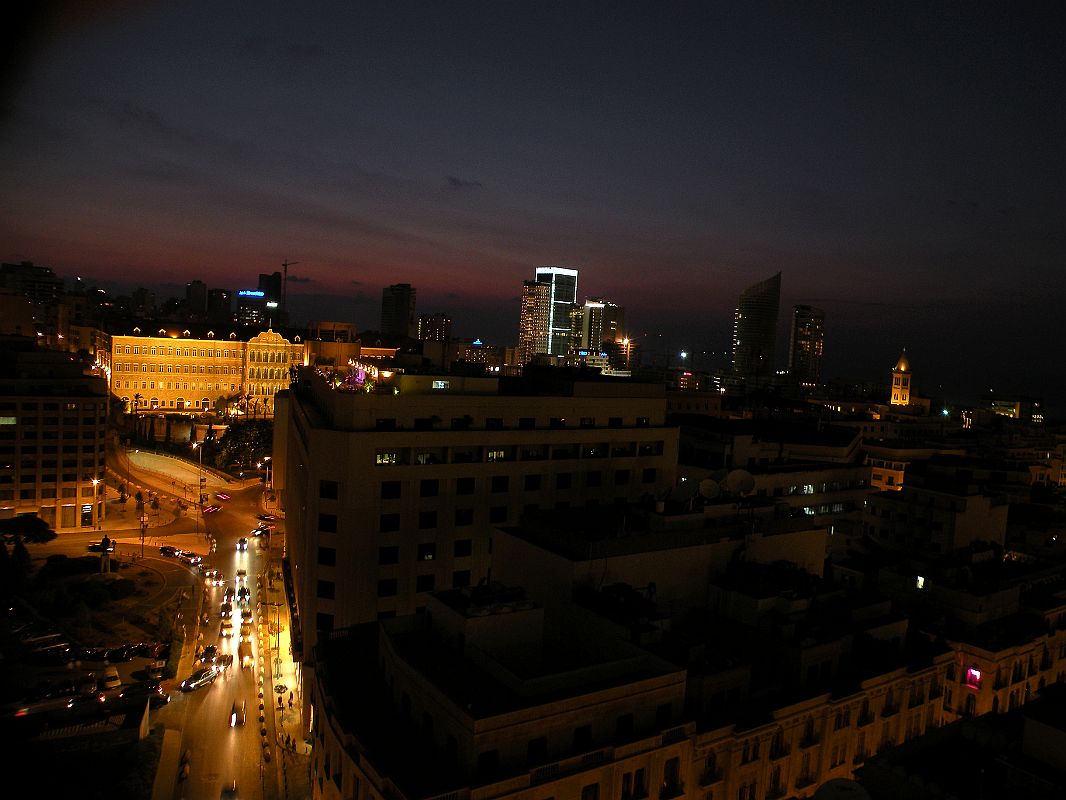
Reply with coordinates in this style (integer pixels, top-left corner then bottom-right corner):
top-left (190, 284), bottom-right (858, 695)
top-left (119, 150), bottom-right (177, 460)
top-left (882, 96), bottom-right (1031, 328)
top-left (0, 513), bottom-right (57, 544)
top-left (216, 419), bottom-right (272, 470)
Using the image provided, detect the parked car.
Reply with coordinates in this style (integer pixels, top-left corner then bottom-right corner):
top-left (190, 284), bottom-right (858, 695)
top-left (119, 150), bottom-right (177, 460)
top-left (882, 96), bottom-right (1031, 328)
top-left (105, 645), bottom-right (136, 662)
top-left (77, 645), bottom-right (111, 662)
top-left (179, 668), bottom-right (217, 692)
top-left (97, 666), bottom-right (122, 691)
top-left (28, 643), bottom-right (74, 666)
top-left (118, 681), bottom-right (171, 708)
top-left (66, 691), bottom-right (110, 719)
top-left (132, 642), bottom-right (169, 659)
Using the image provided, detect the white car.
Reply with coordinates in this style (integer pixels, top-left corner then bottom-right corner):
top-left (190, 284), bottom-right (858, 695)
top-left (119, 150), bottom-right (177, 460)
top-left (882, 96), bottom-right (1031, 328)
top-left (220, 619), bottom-right (234, 638)
top-left (235, 569), bottom-right (247, 585)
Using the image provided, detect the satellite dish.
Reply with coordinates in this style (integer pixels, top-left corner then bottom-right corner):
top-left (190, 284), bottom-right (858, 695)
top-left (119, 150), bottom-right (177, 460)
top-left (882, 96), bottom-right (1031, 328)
top-left (710, 468), bottom-right (729, 483)
top-left (698, 479), bottom-right (721, 500)
top-left (725, 469), bottom-right (755, 496)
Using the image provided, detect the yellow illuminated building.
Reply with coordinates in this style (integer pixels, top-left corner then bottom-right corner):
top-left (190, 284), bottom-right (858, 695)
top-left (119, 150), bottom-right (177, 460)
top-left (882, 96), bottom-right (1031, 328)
top-left (890, 349), bottom-right (912, 406)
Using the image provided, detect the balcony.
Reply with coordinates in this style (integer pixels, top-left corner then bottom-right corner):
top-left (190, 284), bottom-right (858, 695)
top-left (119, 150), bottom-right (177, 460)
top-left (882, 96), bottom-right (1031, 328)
top-left (659, 782), bottom-right (684, 800)
top-left (857, 712), bottom-right (875, 728)
top-left (929, 685), bottom-right (943, 699)
top-left (799, 734), bottom-right (819, 750)
top-left (881, 704), bottom-right (900, 718)
top-left (698, 770), bottom-right (722, 787)
top-left (795, 774), bottom-right (817, 790)
top-left (768, 746), bottom-right (791, 761)
top-left (765, 787), bottom-right (787, 800)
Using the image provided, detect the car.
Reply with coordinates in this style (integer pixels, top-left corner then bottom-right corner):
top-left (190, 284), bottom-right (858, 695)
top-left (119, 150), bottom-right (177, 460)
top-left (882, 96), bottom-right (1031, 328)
top-left (87, 540), bottom-right (115, 552)
top-left (159, 545), bottom-right (178, 557)
top-left (220, 619), bottom-right (234, 638)
top-left (257, 513), bottom-right (278, 522)
top-left (179, 552), bottom-right (203, 566)
top-left (235, 568), bottom-right (247, 585)
top-left (180, 667), bottom-right (218, 692)
top-left (220, 602), bottom-right (233, 619)
top-left (203, 569), bottom-right (223, 586)
top-left (198, 644), bottom-right (219, 664)
top-left (146, 660), bottom-right (167, 681)
top-left (240, 608), bottom-right (253, 624)
top-left (26, 677), bottom-right (77, 702)
top-left (255, 522), bottom-right (276, 531)
top-left (97, 666), bottom-right (122, 691)
top-left (220, 779), bottom-right (239, 799)
top-left (104, 645), bottom-right (136, 662)
top-left (216, 492), bottom-right (231, 501)
top-left (239, 623), bottom-right (253, 643)
top-left (224, 585), bottom-right (236, 601)
top-left (215, 653), bottom-right (234, 671)
top-left (132, 642), bottom-right (170, 659)
top-left (236, 587), bottom-right (250, 605)
top-left (203, 504), bottom-right (222, 514)
top-left (118, 682), bottom-right (171, 708)
top-left (236, 538), bottom-right (248, 552)
top-left (28, 643), bottom-right (74, 666)
top-left (66, 691), bottom-right (110, 719)
top-left (228, 700), bottom-right (247, 727)
top-left (78, 645), bottom-right (111, 662)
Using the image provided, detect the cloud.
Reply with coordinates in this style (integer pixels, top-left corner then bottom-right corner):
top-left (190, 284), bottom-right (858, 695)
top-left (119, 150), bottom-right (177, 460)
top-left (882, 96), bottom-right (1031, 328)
top-left (446, 175), bottom-right (483, 191)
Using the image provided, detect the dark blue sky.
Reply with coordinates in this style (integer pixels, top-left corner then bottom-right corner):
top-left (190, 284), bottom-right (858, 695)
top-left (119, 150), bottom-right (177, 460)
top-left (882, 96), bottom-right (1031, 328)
top-left (2, 2), bottom-right (1064, 409)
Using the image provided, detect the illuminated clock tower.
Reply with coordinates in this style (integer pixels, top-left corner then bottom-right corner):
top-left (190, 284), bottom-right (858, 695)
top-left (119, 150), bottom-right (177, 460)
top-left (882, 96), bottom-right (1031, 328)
top-left (890, 349), bottom-right (912, 406)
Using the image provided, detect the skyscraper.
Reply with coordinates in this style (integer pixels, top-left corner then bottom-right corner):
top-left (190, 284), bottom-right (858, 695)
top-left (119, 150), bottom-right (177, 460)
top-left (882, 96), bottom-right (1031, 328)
top-left (788, 304), bottom-right (825, 386)
top-left (517, 279), bottom-right (550, 364)
top-left (534, 266), bottom-right (578, 357)
top-left (380, 283), bottom-right (417, 339)
top-left (418, 313), bottom-right (452, 342)
top-left (731, 272), bottom-right (781, 383)
top-left (571, 297), bottom-right (625, 354)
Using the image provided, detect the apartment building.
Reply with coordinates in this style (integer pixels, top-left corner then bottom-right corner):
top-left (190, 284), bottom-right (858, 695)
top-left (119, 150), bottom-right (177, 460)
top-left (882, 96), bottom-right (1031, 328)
top-left (0, 337), bottom-right (109, 529)
top-left (274, 368), bottom-right (679, 658)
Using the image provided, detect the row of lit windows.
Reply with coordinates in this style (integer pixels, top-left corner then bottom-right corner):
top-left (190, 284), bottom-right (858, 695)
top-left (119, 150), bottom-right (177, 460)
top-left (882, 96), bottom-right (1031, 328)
top-left (374, 441), bottom-right (665, 466)
top-left (0, 402), bottom-right (100, 412)
top-left (116, 363), bottom-right (239, 375)
top-left (116, 343), bottom-right (294, 363)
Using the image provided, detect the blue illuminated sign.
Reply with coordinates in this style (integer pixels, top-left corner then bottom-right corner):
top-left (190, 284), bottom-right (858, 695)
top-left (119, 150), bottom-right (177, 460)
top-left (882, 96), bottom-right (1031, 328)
top-left (238, 290), bottom-right (265, 298)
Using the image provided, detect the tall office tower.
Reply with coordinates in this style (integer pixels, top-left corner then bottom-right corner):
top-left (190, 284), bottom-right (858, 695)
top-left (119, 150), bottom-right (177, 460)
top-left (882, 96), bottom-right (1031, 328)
top-left (381, 283), bottom-right (417, 339)
top-left (418, 313), bottom-right (452, 342)
top-left (787, 304), bottom-right (825, 386)
top-left (534, 266), bottom-right (579, 357)
top-left (0, 261), bottom-right (64, 306)
top-left (185, 280), bottom-right (208, 315)
top-left (258, 271), bottom-right (283, 305)
top-left (890, 349), bottom-right (912, 406)
top-left (572, 297), bottom-right (624, 353)
top-left (731, 272), bottom-right (781, 383)
top-left (207, 288), bottom-right (232, 317)
top-left (517, 279), bottom-right (550, 364)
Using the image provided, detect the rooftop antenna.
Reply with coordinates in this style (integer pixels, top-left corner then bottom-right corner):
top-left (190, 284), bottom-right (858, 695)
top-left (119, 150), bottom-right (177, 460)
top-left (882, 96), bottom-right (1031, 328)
top-left (281, 259), bottom-right (299, 322)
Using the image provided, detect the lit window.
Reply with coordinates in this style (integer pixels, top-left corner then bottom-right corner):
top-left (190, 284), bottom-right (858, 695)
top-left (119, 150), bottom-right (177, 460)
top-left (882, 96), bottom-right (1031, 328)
top-left (432, 380), bottom-right (450, 390)
top-left (965, 667), bottom-right (982, 689)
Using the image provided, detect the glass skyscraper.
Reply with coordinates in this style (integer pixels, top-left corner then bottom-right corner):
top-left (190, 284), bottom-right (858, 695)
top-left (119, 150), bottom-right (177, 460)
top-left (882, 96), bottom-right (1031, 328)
top-left (731, 272), bottom-right (781, 383)
top-left (535, 266), bottom-right (579, 357)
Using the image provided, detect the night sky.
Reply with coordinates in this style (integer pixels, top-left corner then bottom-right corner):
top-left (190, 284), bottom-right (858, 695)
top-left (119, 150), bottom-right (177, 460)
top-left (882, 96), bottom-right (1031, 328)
top-left (2, 3), bottom-right (1064, 411)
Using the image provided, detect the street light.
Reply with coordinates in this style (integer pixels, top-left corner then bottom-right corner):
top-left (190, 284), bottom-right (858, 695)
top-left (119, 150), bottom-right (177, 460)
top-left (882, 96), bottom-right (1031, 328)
top-left (91, 477), bottom-right (101, 530)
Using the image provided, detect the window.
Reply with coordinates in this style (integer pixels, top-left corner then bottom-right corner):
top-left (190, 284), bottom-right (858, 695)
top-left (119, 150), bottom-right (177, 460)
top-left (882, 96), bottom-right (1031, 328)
top-left (642, 468), bottom-right (657, 484)
top-left (608, 416), bottom-right (623, 428)
top-left (615, 713), bottom-right (634, 738)
top-left (490, 506), bottom-right (507, 524)
top-left (549, 417), bottom-right (566, 429)
top-left (585, 470), bottom-right (602, 487)
top-left (519, 417), bottom-right (535, 429)
top-left (573, 724), bottom-right (592, 750)
top-left (316, 613), bottom-right (334, 631)
top-left (486, 417), bottom-right (504, 429)
top-left (379, 513), bottom-right (400, 533)
top-left (454, 539), bottom-right (472, 557)
top-left (377, 579), bottom-right (398, 597)
top-left (378, 546), bottom-right (399, 565)
top-left (317, 580), bottom-right (335, 600)
top-left (416, 574), bottom-right (435, 593)
top-left (376, 450), bottom-right (399, 465)
top-left (527, 736), bottom-right (548, 765)
top-left (317, 546), bottom-right (336, 567)
top-left (452, 570), bottom-right (471, 588)
top-left (455, 508), bottom-right (474, 526)
top-left (456, 477), bottom-right (475, 495)
top-left (580, 785), bottom-right (599, 800)
top-left (319, 479), bottom-right (339, 500)
top-left (491, 475), bottom-right (509, 493)
top-left (381, 480), bottom-right (401, 499)
top-left (524, 473), bottom-right (542, 491)
top-left (318, 513), bottom-right (338, 533)
top-left (420, 479), bottom-right (439, 497)
top-left (418, 510), bottom-right (437, 529)
top-left (556, 472), bottom-right (572, 489)
top-left (615, 469), bottom-right (631, 486)
top-left (417, 542), bottom-right (436, 561)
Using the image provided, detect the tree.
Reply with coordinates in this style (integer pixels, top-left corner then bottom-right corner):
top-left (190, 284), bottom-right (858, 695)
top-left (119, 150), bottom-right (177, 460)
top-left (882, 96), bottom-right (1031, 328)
top-left (215, 419), bottom-right (273, 469)
top-left (0, 513), bottom-right (57, 545)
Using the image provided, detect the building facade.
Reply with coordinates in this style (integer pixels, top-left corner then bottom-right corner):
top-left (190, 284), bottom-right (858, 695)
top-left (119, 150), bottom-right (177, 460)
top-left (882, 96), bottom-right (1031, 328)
top-left (381, 283), bottom-right (417, 339)
top-left (890, 350), bottom-right (912, 406)
top-left (517, 279), bottom-right (551, 364)
top-left (110, 327), bottom-right (304, 415)
top-left (535, 266), bottom-right (579, 357)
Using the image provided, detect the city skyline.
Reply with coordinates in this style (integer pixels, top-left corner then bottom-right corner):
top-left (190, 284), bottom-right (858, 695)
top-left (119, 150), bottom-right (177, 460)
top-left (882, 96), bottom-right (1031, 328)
top-left (2, 4), bottom-right (1063, 409)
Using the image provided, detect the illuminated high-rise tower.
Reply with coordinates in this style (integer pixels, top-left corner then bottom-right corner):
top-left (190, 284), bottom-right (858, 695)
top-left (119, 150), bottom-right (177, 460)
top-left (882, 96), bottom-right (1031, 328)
top-left (788, 304), bottom-right (825, 386)
top-left (731, 272), bottom-right (781, 383)
top-left (517, 279), bottom-right (550, 364)
top-left (534, 266), bottom-right (579, 357)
